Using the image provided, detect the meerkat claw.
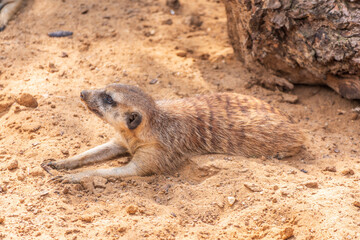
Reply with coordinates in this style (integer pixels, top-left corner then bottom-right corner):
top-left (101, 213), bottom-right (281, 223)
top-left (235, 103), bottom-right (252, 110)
top-left (50, 173), bottom-right (84, 184)
top-left (41, 159), bottom-right (58, 175)
top-left (49, 175), bottom-right (64, 182)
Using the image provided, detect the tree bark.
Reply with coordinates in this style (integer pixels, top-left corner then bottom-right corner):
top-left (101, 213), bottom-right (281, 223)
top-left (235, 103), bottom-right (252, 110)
top-left (223, 0), bottom-right (360, 99)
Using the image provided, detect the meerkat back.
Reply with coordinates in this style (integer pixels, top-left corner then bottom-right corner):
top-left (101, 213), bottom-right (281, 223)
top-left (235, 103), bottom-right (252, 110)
top-left (155, 92), bottom-right (304, 159)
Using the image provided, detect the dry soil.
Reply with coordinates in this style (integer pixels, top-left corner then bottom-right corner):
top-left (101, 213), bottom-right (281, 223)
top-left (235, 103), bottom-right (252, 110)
top-left (0, 0), bottom-right (359, 239)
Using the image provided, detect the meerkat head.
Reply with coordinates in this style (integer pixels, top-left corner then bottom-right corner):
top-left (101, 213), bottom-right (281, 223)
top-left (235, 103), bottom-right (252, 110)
top-left (80, 84), bottom-right (156, 131)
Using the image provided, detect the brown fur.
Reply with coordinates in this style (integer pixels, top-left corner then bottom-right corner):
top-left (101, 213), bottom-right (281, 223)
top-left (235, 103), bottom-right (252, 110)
top-left (42, 84), bottom-right (305, 183)
top-left (86, 84), bottom-right (304, 174)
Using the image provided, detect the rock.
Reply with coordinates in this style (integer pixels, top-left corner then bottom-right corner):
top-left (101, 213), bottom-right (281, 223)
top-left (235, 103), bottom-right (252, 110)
top-left (341, 168), bottom-right (355, 176)
top-left (227, 196), bottom-right (236, 206)
top-left (176, 51), bottom-right (187, 57)
top-left (79, 215), bottom-right (94, 223)
top-left (200, 53), bottom-right (210, 60)
top-left (48, 62), bottom-right (59, 73)
top-left (7, 159), bottom-right (18, 170)
top-left (281, 94), bottom-right (299, 104)
top-left (80, 177), bottom-right (95, 193)
top-left (185, 14), bottom-right (203, 28)
top-left (39, 190), bottom-right (49, 197)
top-left (62, 186), bottom-right (70, 194)
top-left (304, 181), bottom-right (318, 189)
top-left (126, 205), bottom-right (138, 215)
top-left (17, 172), bottom-right (26, 181)
top-left (0, 97), bottom-right (14, 113)
top-left (60, 52), bottom-right (68, 58)
top-left (0, 185), bottom-right (7, 193)
top-left (93, 176), bottom-right (107, 188)
top-left (353, 201), bottom-right (360, 208)
top-left (22, 123), bottom-right (41, 133)
top-left (162, 19), bottom-right (173, 25)
top-left (337, 110), bottom-right (346, 115)
top-left (350, 113), bottom-right (358, 120)
top-left (30, 167), bottom-right (45, 177)
top-left (166, 0), bottom-right (180, 10)
top-left (281, 190), bottom-right (291, 197)
top-left (244, 182), bottom-right (262, 192)
top-left (324, 166), bottom-right (337, 172)
top-left (280, 227), bottom-right (294, 240)
top-left (16, 93), bottom-right (38, 108)
top-left (0, 216), bottom-right (4, 224)
top-left (149, 78), bottom-right (158, 85)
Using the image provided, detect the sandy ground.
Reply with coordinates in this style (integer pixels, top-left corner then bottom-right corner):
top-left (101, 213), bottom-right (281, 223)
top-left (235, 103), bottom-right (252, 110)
top-left (0, 0), bottom-right (360, 239)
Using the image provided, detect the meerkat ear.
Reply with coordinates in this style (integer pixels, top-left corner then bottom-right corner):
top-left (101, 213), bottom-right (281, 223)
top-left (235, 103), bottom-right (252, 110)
top-left (126, 112), bottom-right (142, 130)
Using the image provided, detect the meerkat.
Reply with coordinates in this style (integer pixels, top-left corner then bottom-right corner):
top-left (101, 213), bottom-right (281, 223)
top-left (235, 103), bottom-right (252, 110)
top-left (42, 84), bottom-right (305, 183)
top-left (0, 0), bottom-right (22, 31)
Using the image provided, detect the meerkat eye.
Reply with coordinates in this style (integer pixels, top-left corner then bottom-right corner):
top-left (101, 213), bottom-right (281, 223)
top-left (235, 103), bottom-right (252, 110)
top-left (103, 94), bottom-right (114, 105)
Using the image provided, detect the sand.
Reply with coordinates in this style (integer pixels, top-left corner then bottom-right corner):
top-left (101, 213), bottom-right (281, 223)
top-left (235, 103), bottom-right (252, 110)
top-left (0, 0), bottom-right (359, 239)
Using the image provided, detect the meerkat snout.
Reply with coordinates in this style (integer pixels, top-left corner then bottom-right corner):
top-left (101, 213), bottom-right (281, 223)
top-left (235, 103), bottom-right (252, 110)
top-left (80, 90), bottom-right (88, 100)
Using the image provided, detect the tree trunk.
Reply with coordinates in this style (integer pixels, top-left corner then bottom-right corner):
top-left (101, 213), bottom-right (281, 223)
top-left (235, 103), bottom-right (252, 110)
top-left (223, 0), bottom-right (360, 99)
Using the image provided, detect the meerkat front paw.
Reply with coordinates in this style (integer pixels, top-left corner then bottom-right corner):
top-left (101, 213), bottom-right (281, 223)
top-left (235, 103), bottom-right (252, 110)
top-left (41, 159), bottom-right (77, 172)
top-left (50, 173), bottom-right (87, 184)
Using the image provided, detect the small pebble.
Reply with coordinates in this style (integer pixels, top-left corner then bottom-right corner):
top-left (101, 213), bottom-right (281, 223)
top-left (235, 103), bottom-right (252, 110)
top-left (39, 190), bottom-right (49, 196)
top-left (166, 0), bottom-right (180, 10)
top-left (30, 167), bottom-right (45, 177)
top-left (149, 78), bottom-right (158, 85)
top-left (7, 159), bottom-right (18, 170)
top-left (48, 31), bottom-right (73, 38)
top-left (93, 176), bottom-right (107, 188)
top-left (244, 182), bottom-right (262, 192)
top-left (185, 14), bottom-right (203, 28)
top-left (304, 181), bottom-right (318, 189)
top-left (341, 169), bottom-right (355, 176)
top-left (176, 51), bottom-right (187, 57)
top-left (0, 217), bottom-right (4, 224)
top-left (0, 185), bottom-right (7, 193)
top-left (17, 172), bottom-right (26, 181)
top-left (324, 166), bottom-right (337, 172)
top-left (79, 215), bottom-right (93, 223)
top-left (16, 93), bottom-right (38, 108)
top-left (300, 169), bottom-right (308, 173)
top-left (337, 110), bottom-right (345, 115)
top-left (227, 196), bottom-right (236, 206)
top-left (282, 94), bottom-right (298, 104)
top-left (200, 53), bottom-right (210, 60)
top-left (280, 227), bottom-right (294, 240)
top-left (353, 201), bottom-right (360, 208)
top-left (126, 205), bottom-right (138, 215)
top-left (350, 113), bottom-right (358, 120)
top-left (162, 19), bottom-right (173, 25)
top-left (62, 186), bottom-right (70, 194)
